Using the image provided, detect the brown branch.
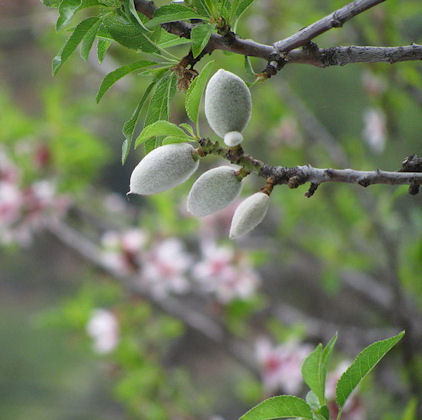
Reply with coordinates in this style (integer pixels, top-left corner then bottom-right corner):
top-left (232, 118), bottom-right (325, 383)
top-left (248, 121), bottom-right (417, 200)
top-left (132, 0), bottom-right (422, 69)
top-left (198, 139), bottom-right (422, 193)
top-left (273, 0), bottom-right (385, 53)
top-left (289, 44), bottom-right (422, 67)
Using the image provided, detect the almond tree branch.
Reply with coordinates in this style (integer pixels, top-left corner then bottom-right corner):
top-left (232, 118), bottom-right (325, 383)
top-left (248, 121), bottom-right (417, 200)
top-left (273, 0), bottom-right (385, 53)
top-left (132, 0), bottom-right (422, 68)
top-left (198, 139), bottom-right (422, 194)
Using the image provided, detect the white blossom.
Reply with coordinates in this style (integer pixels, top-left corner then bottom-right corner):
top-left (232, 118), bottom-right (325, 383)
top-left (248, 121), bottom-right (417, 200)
top-left (255, 339), bottom-right (311, 394)
top-left (141, 238), bottom-right (192, 299)
top-left (86, 309), bottom-right (119, 354)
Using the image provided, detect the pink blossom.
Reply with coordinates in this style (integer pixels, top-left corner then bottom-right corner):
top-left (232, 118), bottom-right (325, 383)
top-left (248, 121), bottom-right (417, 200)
top-left (255, 339), bottom-right (311, 394)
top-left (326, 361), bottom-right (366, 420)
top-left (0, 182), bottom-right (22, 226)
top-left (141, 238), bottom-right (192, 298)
top-left (86, 309), bottom-right (119, 354)
top-left (193, 242), bottom-right (260, 303)
top-left (101, 228), bottom-right (147, 275)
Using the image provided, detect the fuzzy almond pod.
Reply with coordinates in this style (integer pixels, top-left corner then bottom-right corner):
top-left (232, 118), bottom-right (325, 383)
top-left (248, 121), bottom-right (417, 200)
top-left (229, 192), bottom-right (270, 239)
top-left (187, 166), bottom-right (242, 217)
top-left (204, 69), bottom-right (251, 145)
top-left (129, 143), bottom-right (199, 195)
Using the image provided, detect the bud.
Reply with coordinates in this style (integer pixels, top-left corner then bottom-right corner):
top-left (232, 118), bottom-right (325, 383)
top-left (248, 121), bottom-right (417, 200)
top-left (224, 131), bottom-right (244, 147)
top-left (205, 69), bottom-right (251, 146)
top-left (187, 166), bottom-right (242, 217)
top-left (229, 192), bottom-right (270, 239)
top-left (129, 143), bottom-right (199, 195)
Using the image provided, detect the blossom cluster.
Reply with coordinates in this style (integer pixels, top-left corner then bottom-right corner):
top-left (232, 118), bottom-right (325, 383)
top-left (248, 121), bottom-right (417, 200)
top-left (100, 228), bottom-right (260, 303)
top-left (0, 145), bottom-right (69, 246)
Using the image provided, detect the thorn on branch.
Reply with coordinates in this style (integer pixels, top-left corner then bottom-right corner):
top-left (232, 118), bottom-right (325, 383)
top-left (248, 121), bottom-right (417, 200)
top-left (305, 182), bottom-right (319, 198)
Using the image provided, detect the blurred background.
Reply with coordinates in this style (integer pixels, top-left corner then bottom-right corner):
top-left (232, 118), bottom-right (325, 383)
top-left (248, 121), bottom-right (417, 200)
top-left (1, 0), bottom-right (422, 419)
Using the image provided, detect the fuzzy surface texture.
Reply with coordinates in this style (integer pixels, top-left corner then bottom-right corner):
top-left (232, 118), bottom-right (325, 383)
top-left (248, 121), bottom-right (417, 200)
top-left (224, 131), bottom-right (244, 146)
top-left (129, 143), bottom-right (199, 195)
top-left (205, 69), bottom-right (251, 138)
top-left (229, 192), bottom-right (270, 239)
top-left (187, 166), bottom-right (242, 217)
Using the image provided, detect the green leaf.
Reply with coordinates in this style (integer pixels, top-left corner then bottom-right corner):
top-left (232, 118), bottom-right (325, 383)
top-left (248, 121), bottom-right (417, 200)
top-left (335, 331), bottom-right (405, 408)
top-left (80, 18), bottom-right (101, 60)
top-left (302, 333), bottom-right (337, 406)
top-left (401, 398), bottom-right (417, 420)
top-left (97, 38), bottom-right (111, 63)
top-left (103, 15), bottom-right (159, 52)
top-left (121, 81), bottom-right (156, 164)
top-left (230, 0), bottom-right (255, 27)
top-left (145, 4), bottom-right (207, 29)
top-left (96, 60), bottom-right (156, 103)
top-left (305, 391), bottom-right (320, 411)
top-left (41, 0), bottom-right (61, 7)
top-left (191, 23), bottom-right (214, 58)
top-left (315, 405), bottom-right (329, 420)
top-left (239, 396), bottom-right (313, 420)
top-left (244, 56), bottom-right (255, 77)
top-left (128, 0), bottom-right (150, 31)
top-left (179, 123), bottom-right (195, 137)
top-left (191, 0), bottom-right (212, 16)
top-left (143, 72), bottom-right (177, 153)
top-left (135, 120), bottom-right (188, 148)
top-left (185, 60), bottom-right (214, 126)
top-left (52, 16), bottom-right (100, 75)
top-left (158, 36), bottom-right (192, 49)
top-left (162, 136), bottom-right (192, 145)
top-left (302, 344), bottom-right (324, 405)
top-left (56, 0), bottom-right (81, 30)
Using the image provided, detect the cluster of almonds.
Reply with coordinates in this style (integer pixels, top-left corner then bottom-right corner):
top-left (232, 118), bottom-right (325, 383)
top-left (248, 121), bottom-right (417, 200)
top-left (129, 69), bottom-right (270, 239)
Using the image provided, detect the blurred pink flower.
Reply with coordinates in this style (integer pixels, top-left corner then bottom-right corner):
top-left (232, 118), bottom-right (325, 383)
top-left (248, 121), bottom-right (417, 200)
top-left (193, 242), bottom-right (260, 303)
top-left (362, 108), bottom-right (386, 154)
top-left (361, 71), bottom-right (385, 97)
top-left (101, 228), bottom-right (147, 275)
top-left (0, 148), bottom-right (20, 184)
top-left (0, 182), bottom-right (22, 226)
top-left (255, 339), bottom-right (311, 394)
top-left (141, 238), bottom-right (192, 299)
top-left (326, 361), bottom-right (366, 420)
top-left (86, 309), bottom-right (119, 354)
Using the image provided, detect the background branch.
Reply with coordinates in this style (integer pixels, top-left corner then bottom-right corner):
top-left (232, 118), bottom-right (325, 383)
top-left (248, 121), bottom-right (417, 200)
top-left (46, 221), bottom-right (259, 377)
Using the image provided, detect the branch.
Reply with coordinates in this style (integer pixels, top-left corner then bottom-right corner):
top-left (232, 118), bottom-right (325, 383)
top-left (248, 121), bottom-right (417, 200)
top-left (133, 0), bottom-right (422, 69)
top-left (273, 0), bottom-right (385, 53)
top-left (198, 139), bottom-right (422, 194)
top-left (288, 44), bottom-right (422, 67)
top-left (46, 221), bottom-right (259, 376)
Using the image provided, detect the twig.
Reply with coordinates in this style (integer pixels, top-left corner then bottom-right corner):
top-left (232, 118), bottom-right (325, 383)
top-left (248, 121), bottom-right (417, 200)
top-left (273, 0), bottom-right (385, 53)
top-left (46, 221), bottom-right (259, 376)
top-left (198, 139), bottom-right (422, 193)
